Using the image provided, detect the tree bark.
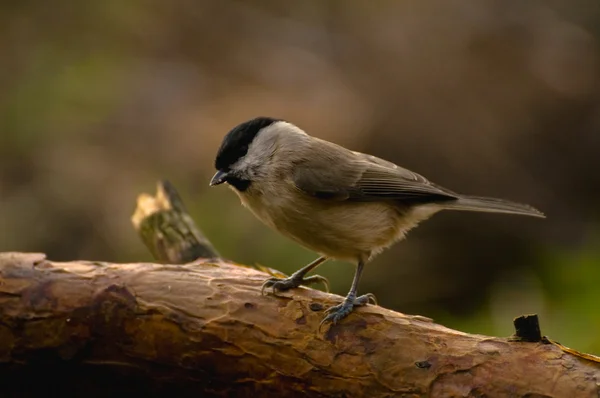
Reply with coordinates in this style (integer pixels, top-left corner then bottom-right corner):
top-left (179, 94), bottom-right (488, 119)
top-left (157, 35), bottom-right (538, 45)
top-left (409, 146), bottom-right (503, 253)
top-left (0, 182), bottom-right (598, 397)
top-left (131, 180), bottom-right (220, 263)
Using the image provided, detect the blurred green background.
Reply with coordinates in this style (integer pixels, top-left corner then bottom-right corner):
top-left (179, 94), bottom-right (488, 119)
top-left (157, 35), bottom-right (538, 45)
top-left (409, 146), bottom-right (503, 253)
top-left (1, 0), bottom-right (599, 353)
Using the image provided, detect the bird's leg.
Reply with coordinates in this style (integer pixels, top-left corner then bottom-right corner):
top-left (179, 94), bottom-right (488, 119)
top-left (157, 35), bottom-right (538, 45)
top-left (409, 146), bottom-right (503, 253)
top-left (261, 256), bottom-right (329, 295)
top-left (320, 260), bottom-right (377, 328)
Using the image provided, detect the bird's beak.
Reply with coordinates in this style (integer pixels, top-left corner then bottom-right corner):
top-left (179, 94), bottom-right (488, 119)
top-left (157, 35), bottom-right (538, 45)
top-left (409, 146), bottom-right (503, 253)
top-left (210, 170), bottom-right (229, 186)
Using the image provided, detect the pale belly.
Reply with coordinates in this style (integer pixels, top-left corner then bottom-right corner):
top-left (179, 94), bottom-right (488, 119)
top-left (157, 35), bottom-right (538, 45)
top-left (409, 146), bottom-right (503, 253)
top-left (237, 189), bottom-right (438, 262)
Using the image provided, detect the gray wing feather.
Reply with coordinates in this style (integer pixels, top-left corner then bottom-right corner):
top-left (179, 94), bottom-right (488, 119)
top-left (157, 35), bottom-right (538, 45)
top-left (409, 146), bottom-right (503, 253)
top-left (292, 142), bottom-right (458, 203)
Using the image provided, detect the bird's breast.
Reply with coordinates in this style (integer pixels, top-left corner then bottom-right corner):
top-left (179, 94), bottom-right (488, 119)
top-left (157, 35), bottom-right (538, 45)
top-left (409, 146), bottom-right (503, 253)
top-left (235, 185), bottom-right (437, 261)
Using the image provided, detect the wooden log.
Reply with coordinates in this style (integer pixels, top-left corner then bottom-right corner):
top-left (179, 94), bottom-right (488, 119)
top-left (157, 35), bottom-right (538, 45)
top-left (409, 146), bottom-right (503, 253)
top-left (1, 253), bottom-right (599, 397)
top-left (0, 181), bottom-right (598, 397)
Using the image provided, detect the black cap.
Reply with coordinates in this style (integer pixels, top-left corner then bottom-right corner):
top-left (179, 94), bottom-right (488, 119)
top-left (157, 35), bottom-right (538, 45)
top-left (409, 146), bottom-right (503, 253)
top-left (214, 117), bottom-right (282, 170)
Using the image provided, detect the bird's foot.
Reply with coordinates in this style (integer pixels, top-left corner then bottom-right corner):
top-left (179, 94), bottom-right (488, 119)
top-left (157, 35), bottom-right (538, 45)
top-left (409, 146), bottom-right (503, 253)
top-left (261, 272), bottom-right (330, 296)
top-left (319, 293), bottom-right (377, 330)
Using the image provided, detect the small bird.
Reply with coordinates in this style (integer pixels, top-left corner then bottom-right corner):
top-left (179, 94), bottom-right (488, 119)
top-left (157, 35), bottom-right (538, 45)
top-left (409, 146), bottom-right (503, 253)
top-left (210, 117), bottom-right (545, 328)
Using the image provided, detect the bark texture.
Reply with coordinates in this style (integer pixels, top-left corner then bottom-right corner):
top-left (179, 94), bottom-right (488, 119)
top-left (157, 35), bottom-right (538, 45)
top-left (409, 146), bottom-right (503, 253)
top-left (1, 251), bottom-right (599, 398)
top-left (1, 181), bottom-right (598, 397)
top-left (131, 180), bottom-right (220, 263)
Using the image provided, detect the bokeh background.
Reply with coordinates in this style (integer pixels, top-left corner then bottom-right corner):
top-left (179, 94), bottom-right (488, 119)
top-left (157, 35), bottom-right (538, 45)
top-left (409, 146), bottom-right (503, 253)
top-left (2, 0), bottom-right (600, 353)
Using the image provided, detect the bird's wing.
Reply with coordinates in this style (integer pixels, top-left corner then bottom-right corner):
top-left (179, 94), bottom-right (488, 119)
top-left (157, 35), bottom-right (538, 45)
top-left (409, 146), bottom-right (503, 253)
top-left (292, 141), bottom-right (459, 204)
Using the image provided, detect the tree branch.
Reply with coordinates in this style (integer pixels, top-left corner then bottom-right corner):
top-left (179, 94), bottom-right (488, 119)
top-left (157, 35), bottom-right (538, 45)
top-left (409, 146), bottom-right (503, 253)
top-left (131, 180), bottom-right (219, 263)
top-left (0, 181), bottom-right (598, 397)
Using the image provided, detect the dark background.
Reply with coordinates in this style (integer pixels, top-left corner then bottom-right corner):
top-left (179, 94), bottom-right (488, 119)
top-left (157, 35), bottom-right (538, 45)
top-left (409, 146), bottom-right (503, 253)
top-left (2, 0), bottom-right (599, 352)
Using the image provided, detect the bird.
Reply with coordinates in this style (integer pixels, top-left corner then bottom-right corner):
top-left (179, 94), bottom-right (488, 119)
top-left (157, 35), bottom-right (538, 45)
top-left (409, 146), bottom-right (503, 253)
top-left (209, 116), bottom-right (545, 328)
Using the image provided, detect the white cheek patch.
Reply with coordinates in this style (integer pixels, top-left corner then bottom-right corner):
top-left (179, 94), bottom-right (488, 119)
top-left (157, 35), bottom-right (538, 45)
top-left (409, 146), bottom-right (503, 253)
top-left (231, 139), bottom-right (271, 180)
top-left (232, 123), bottom-right (283, 177)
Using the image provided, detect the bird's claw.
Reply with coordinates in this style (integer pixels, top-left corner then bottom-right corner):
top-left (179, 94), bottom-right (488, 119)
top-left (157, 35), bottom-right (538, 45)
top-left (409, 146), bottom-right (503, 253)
top-left (319, 293), bottom-right (377, 332)
top-left (261, 274), bottom-right (330, 296)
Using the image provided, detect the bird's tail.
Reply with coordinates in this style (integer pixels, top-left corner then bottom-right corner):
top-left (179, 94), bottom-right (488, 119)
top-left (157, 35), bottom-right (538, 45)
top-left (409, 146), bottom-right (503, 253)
top-left (440, 195), bottom-right (545, 218)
